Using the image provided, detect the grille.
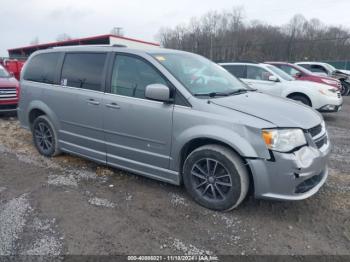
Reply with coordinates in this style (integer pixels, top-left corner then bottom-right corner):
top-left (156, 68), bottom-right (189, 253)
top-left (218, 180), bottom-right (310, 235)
top-left (315, 136), bottom-right (328, 149)
top-left (308, 123), bottom-right (328, 149)
top-left (308, 124), bottom-right (322, 137)
top-left (337, 92), bottom-right (341, 98)
top-left (0, 104), bottom-right (17, 110)
top-left (295, 172), bottom-right (324, 194)
top-left (0, 88), bottom-right (17, 100)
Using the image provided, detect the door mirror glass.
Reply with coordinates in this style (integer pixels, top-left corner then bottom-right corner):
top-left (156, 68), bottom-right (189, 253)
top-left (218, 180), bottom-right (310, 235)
top-left (145, 84), bottom-right (171, 102)
top-left (294, 72), bottom-right (302, 78)
top-left (268, 75), bottom-right (279, 82)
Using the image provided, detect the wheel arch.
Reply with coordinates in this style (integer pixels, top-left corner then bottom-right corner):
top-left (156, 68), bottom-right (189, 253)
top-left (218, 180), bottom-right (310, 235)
top-left (286, 92), bottom-right (313, 107)
top-left (27, 100), bottom-right (60, 132)
top-left (178, 137), bottom-right (255, 196)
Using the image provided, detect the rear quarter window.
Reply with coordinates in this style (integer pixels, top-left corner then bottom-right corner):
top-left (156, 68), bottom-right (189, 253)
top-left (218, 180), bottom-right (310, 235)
top-left (23, 53), bottom-right (60, 84)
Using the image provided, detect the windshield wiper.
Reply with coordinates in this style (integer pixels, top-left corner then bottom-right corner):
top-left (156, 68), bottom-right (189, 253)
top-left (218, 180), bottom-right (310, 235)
top-left (194, 92), bottom-right (231, 98)
top-left (194, 89), bottom-right (256, 98)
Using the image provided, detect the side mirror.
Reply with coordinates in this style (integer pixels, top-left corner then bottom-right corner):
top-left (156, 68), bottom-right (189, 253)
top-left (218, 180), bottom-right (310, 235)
top-left (145, 84), bottom-right (172, 102)
top-left (268, 75), bottom-right (279, 82)
top-left (294, 72), bottom-right (302, 78)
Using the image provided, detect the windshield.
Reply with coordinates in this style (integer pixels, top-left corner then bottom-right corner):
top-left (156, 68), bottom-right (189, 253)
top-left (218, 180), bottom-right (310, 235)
top-left (323, 63), bottom-right (336, 72)
top-left (0, 66), bottom-right (10, 78)
top-left (152, 52), bottom-right (250, 96)
top-left (266, 65), bottom-right (295, 81)
top-left (292, 64), bottom-right (314, 75)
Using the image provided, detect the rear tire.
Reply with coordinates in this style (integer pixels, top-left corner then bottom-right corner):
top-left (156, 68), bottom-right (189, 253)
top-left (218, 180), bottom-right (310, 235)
top-left (32, 115), bottom-right (60, 157)
top-left (288, 94), bottom-right (311, 107)
top-left (183, 144), bottom-right (249, 211)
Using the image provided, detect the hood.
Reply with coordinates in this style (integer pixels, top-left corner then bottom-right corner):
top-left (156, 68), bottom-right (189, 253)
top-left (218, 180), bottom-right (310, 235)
top-left (0, 77), bottom-right (18, 88)
top-left (334, 69), bottom-right (350, 77)
top-left (319, 75), bottom-right (340, 82)
top-left (338, 69), bottom-right (350, 75)
top-left (210, 92), bottom-right (322, 129)
top-left (288, 79), bottom-right (336, 90)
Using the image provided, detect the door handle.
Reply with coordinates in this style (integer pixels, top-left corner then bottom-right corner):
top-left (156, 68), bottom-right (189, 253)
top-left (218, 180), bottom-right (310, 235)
top-left (87, 99), bottom-right (100, 106)
top-left (106, 103), bottom-right (121, 109)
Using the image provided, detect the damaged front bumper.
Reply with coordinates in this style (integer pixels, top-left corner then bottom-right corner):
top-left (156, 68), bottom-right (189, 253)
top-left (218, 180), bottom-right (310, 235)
top-left (247, 130), bottom-right (331, 201)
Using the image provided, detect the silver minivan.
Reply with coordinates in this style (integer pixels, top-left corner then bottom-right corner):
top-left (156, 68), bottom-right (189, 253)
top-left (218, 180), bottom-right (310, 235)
top-left (18, 46), bottom-right (331, 210)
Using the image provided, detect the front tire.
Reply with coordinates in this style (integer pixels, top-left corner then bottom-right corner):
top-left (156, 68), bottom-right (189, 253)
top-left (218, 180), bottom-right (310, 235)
top-left (32, 115), bottom-right (60, 157)
top-left (183, 144), bottom-right (249, 211)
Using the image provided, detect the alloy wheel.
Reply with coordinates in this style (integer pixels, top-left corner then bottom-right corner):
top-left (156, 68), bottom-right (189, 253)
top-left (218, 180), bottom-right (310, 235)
top-left (190, 158), bottom-right (232, 201)
top-left (34, 121), bottom-right (54, 154)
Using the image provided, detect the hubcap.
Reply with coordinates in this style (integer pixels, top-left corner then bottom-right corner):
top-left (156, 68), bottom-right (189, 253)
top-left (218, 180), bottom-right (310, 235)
top-left (191, 158), bottom-right (232, 201)
top-left (34, 122), bottom-right (53, 153)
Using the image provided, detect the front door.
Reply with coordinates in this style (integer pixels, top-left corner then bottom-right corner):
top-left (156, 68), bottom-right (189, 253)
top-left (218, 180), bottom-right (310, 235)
top-left (103, 54), bottom-right (174, 180)
top-left (243, 65), bottom-right (282, 96)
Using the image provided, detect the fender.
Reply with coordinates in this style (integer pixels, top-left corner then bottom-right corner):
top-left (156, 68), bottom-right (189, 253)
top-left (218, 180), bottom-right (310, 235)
top-left (170, 124), bottom-right (270, 171)
top-left (27, 100), bottom-right (61, 133)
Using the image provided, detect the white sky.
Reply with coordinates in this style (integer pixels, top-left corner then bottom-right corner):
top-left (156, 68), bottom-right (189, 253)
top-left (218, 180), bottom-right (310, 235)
top-left (1, 0), bottom-right (350, 56)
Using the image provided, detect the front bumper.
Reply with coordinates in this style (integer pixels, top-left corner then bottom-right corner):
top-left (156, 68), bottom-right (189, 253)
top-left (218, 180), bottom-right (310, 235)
top-left (247, 134), bottom-right (331, 201)
top-left (0, 104), bottom-right (18, 113)
top-left (316, 95), bottom-right (343, 113)
top-left (318, 104), bottom-right (342, 113)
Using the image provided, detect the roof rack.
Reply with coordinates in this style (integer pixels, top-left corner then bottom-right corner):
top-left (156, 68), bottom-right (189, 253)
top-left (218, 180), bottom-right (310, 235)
top-left (52, 44), bottom-right (128, 50)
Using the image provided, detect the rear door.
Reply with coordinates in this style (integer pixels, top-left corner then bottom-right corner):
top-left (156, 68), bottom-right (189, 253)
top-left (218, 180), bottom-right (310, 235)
top-left (243, 65), bottom-right (282, 96)
top-left (103, 53), bottom-right (174, 180)
top-left (52, 52), bottom-right (108, 163)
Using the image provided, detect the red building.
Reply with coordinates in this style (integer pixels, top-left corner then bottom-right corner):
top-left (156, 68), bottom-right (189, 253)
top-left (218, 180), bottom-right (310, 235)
top-left (8, 34), bottom-right (160, 59)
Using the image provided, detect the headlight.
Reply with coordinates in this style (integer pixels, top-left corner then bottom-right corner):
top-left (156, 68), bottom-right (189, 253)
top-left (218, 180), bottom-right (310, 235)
top-left (262, 129), bottom-right (306, 152)
top-left (318, 88), bottom-right (337, 96)
top-left (321, 79), bottom-right (338, 85)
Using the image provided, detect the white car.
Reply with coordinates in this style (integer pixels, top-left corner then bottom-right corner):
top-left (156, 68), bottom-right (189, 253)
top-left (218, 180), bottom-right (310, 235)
top-left (220, 62), bottom-right (343, 112)
top-left (294, 62), bottom-right (334, 77)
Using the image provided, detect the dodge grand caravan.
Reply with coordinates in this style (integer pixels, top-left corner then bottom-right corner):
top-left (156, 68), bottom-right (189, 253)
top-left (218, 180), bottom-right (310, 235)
top-left (18, 46), bottom-right (331, 211)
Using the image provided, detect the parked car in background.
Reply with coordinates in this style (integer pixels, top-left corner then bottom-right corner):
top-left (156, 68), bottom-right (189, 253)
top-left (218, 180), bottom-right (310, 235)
top-left (295, 62), bottom-right (350, 96)
top-left (19, 46), bottom-right (330, 210)
top-left (2, 59), bottom-right (26, 81)
top-left (0, 64), bottom-right (19, 115)
top-left (220, 62), bottom-right (342, 112)
top-left (265, 62), bottom-right (343, 94)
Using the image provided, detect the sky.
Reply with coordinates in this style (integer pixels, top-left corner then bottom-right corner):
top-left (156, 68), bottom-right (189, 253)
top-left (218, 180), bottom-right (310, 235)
top-left (1, 0), bottom-right (350, 56)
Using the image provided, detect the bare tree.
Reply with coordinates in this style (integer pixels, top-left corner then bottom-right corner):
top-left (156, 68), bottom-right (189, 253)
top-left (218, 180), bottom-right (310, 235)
top-left (158, 8), bottom-right (350, 62)
top-left (30, 37), bottom-right (39, 45)
top-left (56, 33), bottom-right (72, 42)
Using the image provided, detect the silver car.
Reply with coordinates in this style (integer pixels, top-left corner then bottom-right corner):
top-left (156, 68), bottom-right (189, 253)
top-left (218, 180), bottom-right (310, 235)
top-left (18, 46), bottom-right (331, 210)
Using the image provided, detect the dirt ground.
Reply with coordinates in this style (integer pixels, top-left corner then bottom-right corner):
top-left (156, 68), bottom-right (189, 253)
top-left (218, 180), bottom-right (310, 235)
top-left (0, 98), bottom-right (349, 256)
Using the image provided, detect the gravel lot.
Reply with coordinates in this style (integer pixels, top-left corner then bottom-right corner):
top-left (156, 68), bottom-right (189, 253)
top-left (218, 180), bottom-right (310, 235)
top-left (0, 98), bottom-right (349, 256)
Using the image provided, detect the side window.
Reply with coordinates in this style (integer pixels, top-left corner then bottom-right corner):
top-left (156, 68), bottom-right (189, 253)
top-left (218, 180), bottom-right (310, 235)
top-left (111, 55), bottom-right (167, 99)
top-left (23, 53), bottom-right (60, 84)
top-left (280, 65), bottom-right (300, 77)
top-left (222, 65), bottom-right (246, 78)
top-left (310, 65), bottom-right (328, 74)
top-left (246, 66), bottom-right (272, 81)
top-left (61, 53), bottom-right (106, 91)
top-left (299, 64), bottom-right (311, 70)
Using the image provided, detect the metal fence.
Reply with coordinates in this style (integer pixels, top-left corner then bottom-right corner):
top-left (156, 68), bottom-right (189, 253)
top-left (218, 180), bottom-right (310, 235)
top-left (324, 61), bottom-right (350, 70)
